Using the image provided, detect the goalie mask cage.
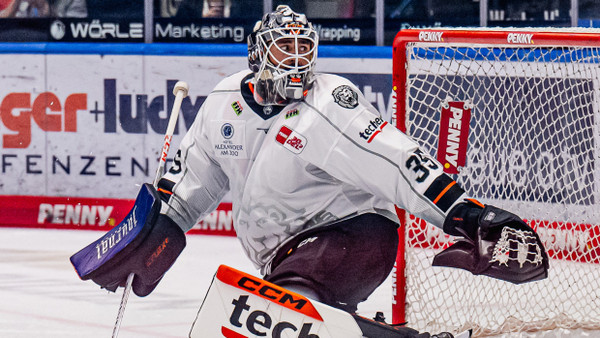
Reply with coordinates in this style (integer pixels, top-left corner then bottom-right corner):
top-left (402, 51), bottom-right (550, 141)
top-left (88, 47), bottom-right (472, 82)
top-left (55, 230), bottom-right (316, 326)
top-left (392, 28), bottom-right (600, 337)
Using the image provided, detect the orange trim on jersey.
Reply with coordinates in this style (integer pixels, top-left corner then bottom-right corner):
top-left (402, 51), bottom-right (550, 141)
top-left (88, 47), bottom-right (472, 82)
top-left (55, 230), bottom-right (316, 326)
top-left (157, 188), bottom-right (173, 195)
top-left (467, 198), bottom-right (485, 208)
top-left (248, 81), bottom-right (254, 93)
top-left (433, 181), bottom-right (457, 204)
top-left (216, 265), bottom-right (324, 321)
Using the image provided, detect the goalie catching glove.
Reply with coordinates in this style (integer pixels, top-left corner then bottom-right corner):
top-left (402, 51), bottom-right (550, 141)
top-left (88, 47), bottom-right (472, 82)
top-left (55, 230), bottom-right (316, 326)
top-left (69, 184), bottom-right (186, 296)
top-left (433, 200), bottom-right (549, 284)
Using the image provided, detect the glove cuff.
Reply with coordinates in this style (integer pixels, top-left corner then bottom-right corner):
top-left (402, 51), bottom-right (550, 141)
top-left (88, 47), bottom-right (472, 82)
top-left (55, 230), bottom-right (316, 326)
top-left (443, 199), bottom-right (484, 239)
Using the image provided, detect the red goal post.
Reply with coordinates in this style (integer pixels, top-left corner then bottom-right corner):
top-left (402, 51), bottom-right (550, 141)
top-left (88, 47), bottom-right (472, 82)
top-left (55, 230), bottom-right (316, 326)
top-left (392, 28), bottom-right (600, 337)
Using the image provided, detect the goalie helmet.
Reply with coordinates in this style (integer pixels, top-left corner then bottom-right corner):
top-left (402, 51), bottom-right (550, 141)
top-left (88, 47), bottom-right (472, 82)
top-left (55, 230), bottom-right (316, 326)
top-left (247, 5), bottom-right (319, 106)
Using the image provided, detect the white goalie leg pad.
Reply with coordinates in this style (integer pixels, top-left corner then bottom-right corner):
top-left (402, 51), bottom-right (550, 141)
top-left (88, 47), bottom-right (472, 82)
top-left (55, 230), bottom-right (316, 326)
top-left (190, 265), bottom-right (364, 338)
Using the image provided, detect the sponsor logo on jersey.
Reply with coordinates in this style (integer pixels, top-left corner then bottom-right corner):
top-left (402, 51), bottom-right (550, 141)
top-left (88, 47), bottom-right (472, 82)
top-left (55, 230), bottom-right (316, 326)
top-left (507, 33), bottom-right (534, 44)
top-left (231, 101), bottom-right (243, 116)
top-left (213, 120), bottom-right (247, 159)
top-left (332, 85), bottom-right (359, 109)
top-left (285, 108), bottom-right (299, 119)
top-left (437, 101), bottom-right (471, 174)
top-left (359, 117), bottom-right (387, 143)
top-left (221, 123), bottom-right (234, 139)
top-left (419, 31), bottom-right (443, 42)
top-left (276, 126), bottom-right (307, 154)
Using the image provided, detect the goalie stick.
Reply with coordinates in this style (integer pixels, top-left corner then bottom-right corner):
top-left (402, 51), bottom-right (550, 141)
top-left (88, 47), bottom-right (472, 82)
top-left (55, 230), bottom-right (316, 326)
top-left (111, 81), bottom-right (189, 338)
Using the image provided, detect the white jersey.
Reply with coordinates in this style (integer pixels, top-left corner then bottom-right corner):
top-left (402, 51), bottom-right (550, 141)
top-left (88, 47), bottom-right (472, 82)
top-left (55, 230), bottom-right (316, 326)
top-left (161, 70), bottom-right (467, 273)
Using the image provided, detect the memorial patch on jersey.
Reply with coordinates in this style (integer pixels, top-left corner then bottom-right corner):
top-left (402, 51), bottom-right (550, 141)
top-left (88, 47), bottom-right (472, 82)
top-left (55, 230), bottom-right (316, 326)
top-left (276, 125), bottom-right (307, 154)
top-left (285, 108), bottom-right (299, 119)
top-left (211, 120), bottom-right (248, 159)
top-left (332, 85), bottom-right (359, 109)
top-left (231, 101), bottom-right (243, 116)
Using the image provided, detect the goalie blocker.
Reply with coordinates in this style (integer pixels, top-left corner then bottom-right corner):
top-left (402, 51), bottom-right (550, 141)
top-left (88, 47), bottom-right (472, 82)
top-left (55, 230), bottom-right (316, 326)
top-left (433, 201), bottom-right (549, 284)
top-left (69, 184), bottom-right (186, 296)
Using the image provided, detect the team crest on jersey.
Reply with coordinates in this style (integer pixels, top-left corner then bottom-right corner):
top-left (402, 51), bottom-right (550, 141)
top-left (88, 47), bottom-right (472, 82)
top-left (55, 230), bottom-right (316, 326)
top-left (332, 85), bottom-right (358, 109)
top-left (263, 105), bottom-right (273, 115)
top-left (276, 125), bottom-right (307, 154)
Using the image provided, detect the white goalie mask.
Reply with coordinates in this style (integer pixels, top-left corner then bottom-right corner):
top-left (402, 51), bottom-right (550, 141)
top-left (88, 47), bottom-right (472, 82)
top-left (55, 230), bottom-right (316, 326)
top-left (247, 5), bottom-right (319, 106)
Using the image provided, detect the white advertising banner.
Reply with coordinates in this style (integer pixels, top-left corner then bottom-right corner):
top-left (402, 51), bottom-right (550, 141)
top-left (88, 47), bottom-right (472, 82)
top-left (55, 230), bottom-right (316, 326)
top-left (0, 54), bottom-right (391, 198)
top-left (2, 55), bottom-right (241, 198)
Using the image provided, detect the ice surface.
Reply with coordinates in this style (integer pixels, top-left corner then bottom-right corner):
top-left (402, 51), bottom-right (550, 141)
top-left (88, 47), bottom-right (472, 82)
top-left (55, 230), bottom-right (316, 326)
top-left (0, 228), bottom-right (392, 338)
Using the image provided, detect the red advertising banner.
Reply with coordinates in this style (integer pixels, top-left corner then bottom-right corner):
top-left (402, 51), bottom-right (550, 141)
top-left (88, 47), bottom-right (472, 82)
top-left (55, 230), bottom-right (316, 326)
top-left (0, 195), bottom-right (132, 230)
top-left (437, 101), bottom-right (471, 174)
top-left (0, 195), bottom-right (236, 236)
top-left (406, 214), bottom-right (600, 265)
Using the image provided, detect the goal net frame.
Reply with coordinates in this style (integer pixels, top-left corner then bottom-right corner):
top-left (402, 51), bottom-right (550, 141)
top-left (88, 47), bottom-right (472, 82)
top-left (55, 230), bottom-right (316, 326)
top-left (392, 28), bottom-right (600, 337)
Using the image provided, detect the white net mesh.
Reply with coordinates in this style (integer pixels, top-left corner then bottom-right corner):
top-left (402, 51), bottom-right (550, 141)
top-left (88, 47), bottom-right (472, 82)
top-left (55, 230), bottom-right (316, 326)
top-left (397, 31), bottom-right (600, 337)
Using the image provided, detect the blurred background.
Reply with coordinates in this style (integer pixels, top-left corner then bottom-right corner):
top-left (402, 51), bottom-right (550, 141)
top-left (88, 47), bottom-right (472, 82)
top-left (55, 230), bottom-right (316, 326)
top-left (1, 0), bottom-right (600, 45)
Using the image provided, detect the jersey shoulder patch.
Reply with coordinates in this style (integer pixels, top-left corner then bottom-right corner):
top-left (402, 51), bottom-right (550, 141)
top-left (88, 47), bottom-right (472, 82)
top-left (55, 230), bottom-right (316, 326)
top-left (332, 84), bottom-right (359, 109)
top-left (311, 74), bottom-right (362, 110)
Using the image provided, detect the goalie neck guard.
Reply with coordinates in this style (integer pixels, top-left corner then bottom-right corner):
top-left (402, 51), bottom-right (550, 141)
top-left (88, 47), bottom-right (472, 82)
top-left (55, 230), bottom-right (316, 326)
top-left (247, 5), bottom-right (319, 106)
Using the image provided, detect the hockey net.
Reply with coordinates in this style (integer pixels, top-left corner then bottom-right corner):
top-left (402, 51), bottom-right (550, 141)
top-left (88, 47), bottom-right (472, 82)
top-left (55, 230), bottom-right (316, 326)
top-left (392, 28), bottom-right (600, 337)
